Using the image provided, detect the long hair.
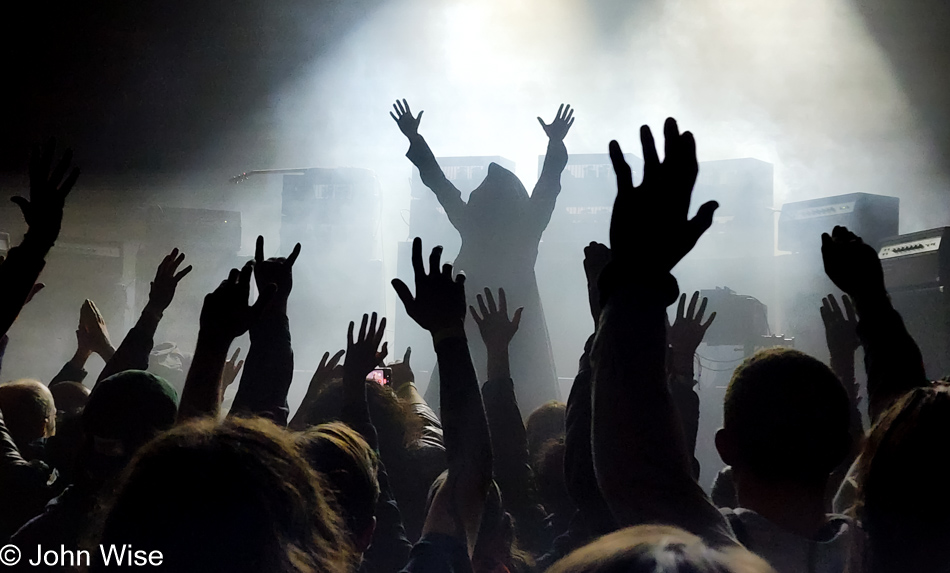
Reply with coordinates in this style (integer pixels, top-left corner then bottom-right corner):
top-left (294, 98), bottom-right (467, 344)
top-left (90, 417), bottom-right (356, 573)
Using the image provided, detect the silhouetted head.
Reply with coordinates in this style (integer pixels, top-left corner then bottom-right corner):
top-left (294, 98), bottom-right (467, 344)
top-left (301, 378), bottom-right (422, 461)
top-left (547, 525), bottom-right (775, 573)
top-left (857, 383), bottom-right (950, 573)
top-left (467, 163), bottom-right (529, 224)
top-left (50, 381), bottom-right (90, 418)
top-left (93, 417), bottom-right (354, 573)
top-left (0, 379), bottom-right (56, 449)
top-left (296, 422), bottom-right (380, 554)
top-left (526, 400), bottom-right (566, 466)
top-left (80, 370), bottom-right (178, 484)
top-left (535, 437), bottom-right (576, 525)
top-left (716, 348), bottom-right (851, 488)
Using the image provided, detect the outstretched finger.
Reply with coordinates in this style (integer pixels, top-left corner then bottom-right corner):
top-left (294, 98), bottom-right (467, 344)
top-left (374, 317), bottom-right (387, 347)
top-left (318, 351), bottom-right (330, 371)
top-left (485, 287), bottom-right (497, 314)
top-left (843, 294), bottom-right (856, 323)
top-left (402, 346), bottom-right (411, 364)
top-left (640, 125), bottom-right (660, 172)
top-left (498, 287), bottom-right (508, 315)
top-left (695, 297), bottom-right (709, 324)
top-left (347, 321), bottom-right (356, 348)
top-left (229, 348), bottom-right (241, 364)
top-left (429, 246), bottom-right (443, 276)
top-left (287, 243), bottom-right (301, 266)
top-left (359, 313), bottom-right (369, 344)
top-left (476, 293), bottom-right (489, 320)
top-left (329, 349), bottom-right (345, 369)
top-left (828, 293), bottom-right (842, 318)
top-left (512, 307), bottom-right (524, 330)
top-left (255, 235), bottom-right (265, 263)
top-left (701, 311), bottom-right (717, 330)
top-left (469, 305), bottom-right (483, 325)
top-left (609, 140), bottom-right (633, 192)
top-left (390, 111), bottom-right (399, 122)
top-left (411, 237), bottom-right (424, 280)
top-left (663, 117), bottom-right (680, 166)
top-left (677, 293), bottom-right (686, 321)
top-left (174, 265), bottom-right (193, 282)
top-left (392, 279), bottom-right (414, 310)
top-left (687, 291), bottom-right (699, 320)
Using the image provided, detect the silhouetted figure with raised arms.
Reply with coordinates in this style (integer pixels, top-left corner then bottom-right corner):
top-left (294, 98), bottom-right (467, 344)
top-left (392, 99), bottom-right (574, 412)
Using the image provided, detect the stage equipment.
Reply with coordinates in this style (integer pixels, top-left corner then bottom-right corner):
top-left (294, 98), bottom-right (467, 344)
top-left (697, 287), bottom-right (770, 350)
top-left (778, 193), bottom-right (899, 253)
top-left (879, 228), bottom-right (950, 378)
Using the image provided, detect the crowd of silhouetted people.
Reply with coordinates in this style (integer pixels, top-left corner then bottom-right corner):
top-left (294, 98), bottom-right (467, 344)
top-left (0, 102), bottom-right (948, 573)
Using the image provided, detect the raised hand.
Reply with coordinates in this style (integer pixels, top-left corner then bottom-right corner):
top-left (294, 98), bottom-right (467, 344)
top-left (200, 262), bottom-right (274, 340)
top-left (392, 237), bottom-right (467, 334)
top-left (345, 312), bottom-right (389, 381)
top-left (820, 294), bottom-right (860, 357)
top-left (253, 236), bottom-right (300, 304)
top-left (221, 348), bottom-right (245, 390)
top-left (78, 299), bottom-right (114, 358)
top-left (389, 347), bottom-right (415, 390)
top-left (310, 349), bottom-right (345, 394)
top-left (667, 292), bottom-right (716, 362)
top-left (583, 241), bottom-right (611, 323)
top-left (538, 104), bottom-right (575, 141)
top-left (609, 119), bottom-right (717, 271)
top-left (146, 248), bottom-right (193, 313)
top-left (390, 99), bottom-right (423, 139)
top-left (470, 288), bottom-right (523, 351)
top-left (821, 225), bottom-right (886, 300)
top-left (12, 139), bottom-right (81, 247)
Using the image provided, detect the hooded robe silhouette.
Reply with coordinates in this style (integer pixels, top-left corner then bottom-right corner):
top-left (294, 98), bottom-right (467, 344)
top-left (405, 133), bottom-right (568, 414)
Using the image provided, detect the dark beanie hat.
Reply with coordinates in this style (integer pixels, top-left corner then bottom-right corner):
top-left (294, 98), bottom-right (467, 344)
top-left (83, 370), bottom-right (179, 458)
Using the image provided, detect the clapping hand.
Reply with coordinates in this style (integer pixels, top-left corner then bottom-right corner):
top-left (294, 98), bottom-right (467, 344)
top-left (470, 288), bottom-right (523, 351)
top-left (13, 139), bottom-right (81, 247)
top-left (537, 104), bottom-right (575, 141)
top-left (608, 119), bottom-right (717, 271)
top-left (391, 99), bottom-right (423, 139)
top-left (77, 299), bottom-right (114, 358)
top-left (392, 237), bottom-right (467, 334)
top-left (146, 248), bottom-right (192, 313)
top-left (821, 226), bottom-right (886, 300)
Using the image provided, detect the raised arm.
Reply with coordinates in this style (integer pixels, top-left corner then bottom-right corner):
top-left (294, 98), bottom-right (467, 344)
top-left (819, 293), bottom-right (864, 469)
top-left (471, 288), bottom-right (548, 550)
top-left (97, 249), bottom-right (191, 384)
top-left (821, 226), bottom-right (929, 422)
top-left (530, 104), bottom-right (574, 229)
top-left (666, 291), bottom-right (717, 479)
top-left (289, 349), bottom-right (344, 431)
top-left (230, 237), bottom-right (299, 425)
top-left (178, 263), bottom-right (273, 422)
top-left (392, 237), bottom-right (491, 557)
top-left (391, 99), bottom-right (467, 231)
top-left (0, 140), bottom-right (79, 338)
top-left (592, 120), bottom-right (732, 547)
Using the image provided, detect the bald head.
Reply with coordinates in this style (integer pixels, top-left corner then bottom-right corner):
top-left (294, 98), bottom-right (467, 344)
top-left (0, 379), bottom-right (56, 449)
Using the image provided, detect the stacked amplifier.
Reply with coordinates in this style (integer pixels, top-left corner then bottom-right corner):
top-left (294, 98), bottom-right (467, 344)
top-left (879, 228), bottom-right (950, 378)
